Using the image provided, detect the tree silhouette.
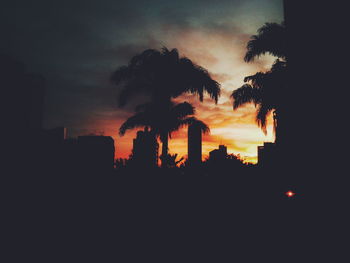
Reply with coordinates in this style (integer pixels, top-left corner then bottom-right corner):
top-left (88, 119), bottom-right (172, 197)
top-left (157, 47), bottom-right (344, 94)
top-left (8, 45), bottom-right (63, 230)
top-left (232, 22), bottom-right (286, 142)
top-left (119, 101), bottom-right (210, 168)
top-left (112, 47), bottom-right (218, 167)
top-left (244, 22), bottom-right (286, 62)
top-left (111, 47), bottom-right (220, 107)
top-left (231, 59), bottom-right (286, 137)
top-left (161, 153), bottom-right (184, 169)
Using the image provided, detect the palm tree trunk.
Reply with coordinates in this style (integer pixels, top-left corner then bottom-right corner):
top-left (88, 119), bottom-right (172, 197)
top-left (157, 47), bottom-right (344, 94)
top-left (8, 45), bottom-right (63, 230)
top-left (273, 110), bottom-right (278, 144)
top-left (149, 128), bottom-right (158, 167)
top-left (160, 133), bottom-right (168, 168)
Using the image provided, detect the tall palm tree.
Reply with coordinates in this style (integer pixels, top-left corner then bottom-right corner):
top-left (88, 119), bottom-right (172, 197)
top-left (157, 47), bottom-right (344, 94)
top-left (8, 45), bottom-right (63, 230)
top-left (233, 22), bottom-right (286, 143)
top-left (111, 47), bottom-right (220, 107)
top-left (119, 101), bottom-right (210, 168)
top-left (232, 59), bottom-right (286, 138)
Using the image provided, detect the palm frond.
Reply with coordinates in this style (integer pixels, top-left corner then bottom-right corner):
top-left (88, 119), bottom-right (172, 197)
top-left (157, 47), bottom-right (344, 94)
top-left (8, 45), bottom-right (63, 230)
top-left (174, 117), bottom-right (210, 134)
top-left (119, 113), bottom-right (149, 136)
top-left (271, 59), bottom-right (287, 72)
top-left (170, 102), bottom-right (195, 119)
top-left (112, 46), bottom-right (220, 108)
top-left (129, 49), bottom-right (161, 70)
top-left (162, 47), bottom-right (179, 62)
top-left (256, 104), bottom-right (274, 135)
top-left (178, 57), bottom-right (221, 103)
top-left (231, 84), bottom-right (261, 109)
top-left (244, 72), bottom-right (268, 87)
top-left (191, 119), bottom-right (210, 134)
top-left (244, 22), bottom-right (286, 62)
top-left (110, 65), bottom-right (132, 84)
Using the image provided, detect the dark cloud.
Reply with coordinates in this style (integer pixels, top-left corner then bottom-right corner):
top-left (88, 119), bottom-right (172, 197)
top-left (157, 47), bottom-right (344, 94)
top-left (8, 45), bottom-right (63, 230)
top-left (1, 0), bottom-right (282, 141)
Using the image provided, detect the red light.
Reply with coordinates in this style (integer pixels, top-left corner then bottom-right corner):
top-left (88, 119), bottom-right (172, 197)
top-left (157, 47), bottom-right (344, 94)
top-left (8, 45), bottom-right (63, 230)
top-left (285, 190), bottom-right (295, 198)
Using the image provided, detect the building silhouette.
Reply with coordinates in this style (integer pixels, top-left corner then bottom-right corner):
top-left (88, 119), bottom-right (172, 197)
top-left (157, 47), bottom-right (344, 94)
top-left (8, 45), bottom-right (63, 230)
top-left (131, 127), bottom-right (159, 168)
top-left (257, 142), bottom-right (277, 167)
top-left (187, 122), bottom-right (202, 167)
top-left (209, 145), bottom-right (228, 162)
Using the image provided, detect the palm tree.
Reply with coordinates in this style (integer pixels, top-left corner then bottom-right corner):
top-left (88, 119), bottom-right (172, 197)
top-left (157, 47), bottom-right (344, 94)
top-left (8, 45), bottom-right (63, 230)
top-left (232, 22), bottom-right (286, 143)
top-left (119, 101), bottom-right (210, 168)
top-left (244, 22), bottom-right (286, 62)
top-left (231, 59), bottom-right (286, 139)
top-left (111, 47), bottom-right (220, 107)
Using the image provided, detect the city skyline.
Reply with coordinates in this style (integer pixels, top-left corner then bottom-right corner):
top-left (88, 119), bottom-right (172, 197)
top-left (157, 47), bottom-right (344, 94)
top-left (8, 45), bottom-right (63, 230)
top-left (1, 0), bottom-right (283, 163)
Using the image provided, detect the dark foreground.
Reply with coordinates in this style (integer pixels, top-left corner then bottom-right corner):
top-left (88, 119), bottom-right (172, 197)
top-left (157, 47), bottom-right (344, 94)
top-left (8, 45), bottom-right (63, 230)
top-left (9, 166), bottom-right (323, 262)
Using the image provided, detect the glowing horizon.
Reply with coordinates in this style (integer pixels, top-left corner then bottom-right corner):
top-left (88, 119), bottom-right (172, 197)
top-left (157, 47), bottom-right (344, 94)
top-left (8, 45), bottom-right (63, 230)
top-left (97, 28), bottom-right (277, 164)
top-left (38, 1), bottom-right (283, 164)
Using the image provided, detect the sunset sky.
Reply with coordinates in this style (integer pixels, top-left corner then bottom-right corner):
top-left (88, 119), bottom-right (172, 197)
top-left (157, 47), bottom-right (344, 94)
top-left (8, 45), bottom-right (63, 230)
top-left (1, 0), bottom-right (283, 163)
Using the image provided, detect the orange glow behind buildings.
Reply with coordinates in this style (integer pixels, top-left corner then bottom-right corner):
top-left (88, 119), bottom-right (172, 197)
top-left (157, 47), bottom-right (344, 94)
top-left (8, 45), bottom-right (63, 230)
top-left (94, 27), bottom-right (276, 164)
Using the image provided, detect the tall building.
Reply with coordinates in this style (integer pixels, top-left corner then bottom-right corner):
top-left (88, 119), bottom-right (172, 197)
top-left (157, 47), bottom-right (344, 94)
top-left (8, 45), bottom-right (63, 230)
top-left (257, 142), bottom-right (276, 167)
top-left (188, 122), bottom-right (202, 167)
top-left (131, 127), bottom-right (158, 168)
top-left (209, 145), bottom-right (228, 162)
